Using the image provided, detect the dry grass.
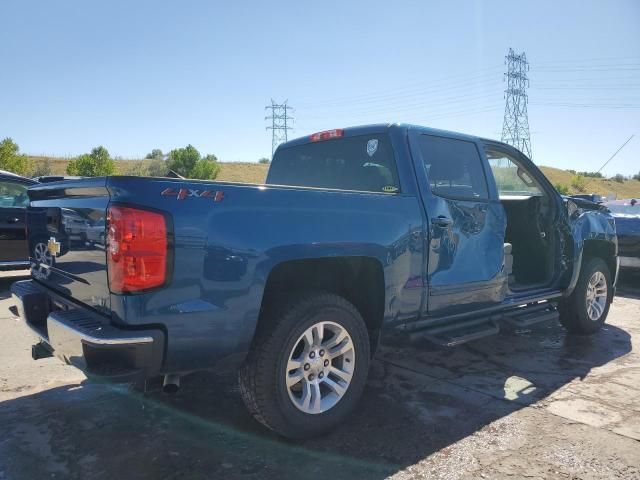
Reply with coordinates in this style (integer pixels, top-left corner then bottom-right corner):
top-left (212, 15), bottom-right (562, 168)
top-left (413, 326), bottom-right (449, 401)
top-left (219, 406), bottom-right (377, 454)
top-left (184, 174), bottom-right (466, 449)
top-left (540, 166), bottom-right (640, 198)
top-left (27, 156), bottom-right (639, 198)
top-left (215, 162), bottom-right (269, 184)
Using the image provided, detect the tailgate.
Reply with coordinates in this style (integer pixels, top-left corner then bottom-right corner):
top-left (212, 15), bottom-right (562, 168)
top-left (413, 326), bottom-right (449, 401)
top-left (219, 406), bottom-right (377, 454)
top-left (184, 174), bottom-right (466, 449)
top-left (27, 178), bottom-right (111, 315)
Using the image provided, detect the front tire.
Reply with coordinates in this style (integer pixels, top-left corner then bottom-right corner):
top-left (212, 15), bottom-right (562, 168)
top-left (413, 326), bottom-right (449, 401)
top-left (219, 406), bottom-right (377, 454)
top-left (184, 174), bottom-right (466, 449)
top-left (560, 257), bottom-right (612, 334)
top-left (239, 291), bottom-right (370, 439)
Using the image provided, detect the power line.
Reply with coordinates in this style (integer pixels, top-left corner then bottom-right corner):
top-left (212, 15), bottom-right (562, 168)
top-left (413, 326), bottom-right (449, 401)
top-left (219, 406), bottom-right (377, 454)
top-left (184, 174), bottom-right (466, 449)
top-left (297, 104), bottom-right (503, 135)
top-left (597, 135), bottom-right (635, 173)
top-left (501, 48), bottom-right (533, 159)
top-left (265, 99), bottom-right (294, 157)
top-left (299, 79), bottom-right (501, 112)
top-left (530, 102), bottom-right (640, 109)
top-left (299, 90), bottom-right (504, 120)
top-left (296, 67), bottom-right (503, 108)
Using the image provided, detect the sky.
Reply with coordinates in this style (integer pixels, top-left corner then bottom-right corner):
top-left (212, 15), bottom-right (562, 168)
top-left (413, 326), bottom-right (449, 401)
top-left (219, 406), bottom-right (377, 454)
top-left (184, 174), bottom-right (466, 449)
top-left (1, 0), bottom-right (639, 176)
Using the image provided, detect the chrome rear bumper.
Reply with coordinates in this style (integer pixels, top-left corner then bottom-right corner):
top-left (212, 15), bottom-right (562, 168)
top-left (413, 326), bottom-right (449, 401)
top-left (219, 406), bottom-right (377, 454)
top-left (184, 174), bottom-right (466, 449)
top-left (10, 279), bottom-right (165, 383)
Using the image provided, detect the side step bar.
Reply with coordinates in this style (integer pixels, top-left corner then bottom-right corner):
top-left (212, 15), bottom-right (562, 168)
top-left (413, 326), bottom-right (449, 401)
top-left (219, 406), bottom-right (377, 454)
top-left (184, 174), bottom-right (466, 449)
top-left (417, 318), bottom-right (499, 347)
top-left (410, 301), bottom-right (558, 347)
top-left (504, 302), bottom-right (559, 328)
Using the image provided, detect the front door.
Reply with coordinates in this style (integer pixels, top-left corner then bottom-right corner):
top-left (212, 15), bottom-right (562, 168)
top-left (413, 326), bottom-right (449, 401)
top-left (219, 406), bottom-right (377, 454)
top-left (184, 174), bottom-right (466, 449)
top-left (0, 179), bottom-right (32, 263)
top-left (409, 130), bottom-right (507, 317)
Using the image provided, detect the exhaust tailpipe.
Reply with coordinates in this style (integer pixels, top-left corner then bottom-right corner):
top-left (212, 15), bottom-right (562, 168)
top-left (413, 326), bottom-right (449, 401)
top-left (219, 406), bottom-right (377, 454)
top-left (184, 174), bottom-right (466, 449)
top-left (162, 374), bottom-right (181, 394)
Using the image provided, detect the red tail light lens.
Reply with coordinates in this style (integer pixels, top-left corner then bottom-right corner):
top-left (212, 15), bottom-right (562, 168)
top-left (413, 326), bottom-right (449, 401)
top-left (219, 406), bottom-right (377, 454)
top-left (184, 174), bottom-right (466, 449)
top-left (107, 206), bottom-right (168, 293)
top-left (310, 129), bottom-right (344, 142)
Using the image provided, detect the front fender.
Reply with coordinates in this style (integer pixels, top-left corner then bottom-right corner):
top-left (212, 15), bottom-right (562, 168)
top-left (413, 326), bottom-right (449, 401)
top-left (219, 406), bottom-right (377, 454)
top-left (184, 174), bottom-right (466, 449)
top-left (565, 210), bottom-right (617, 297)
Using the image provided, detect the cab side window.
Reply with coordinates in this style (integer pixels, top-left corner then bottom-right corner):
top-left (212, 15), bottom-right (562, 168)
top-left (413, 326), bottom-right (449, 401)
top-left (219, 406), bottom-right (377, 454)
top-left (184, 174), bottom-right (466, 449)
top-left (0, 181), bottom-right (29, 207)
top-left (418, 135), bottom-right (489, 200)
top-left (485, 149), bottom-right (542, 196)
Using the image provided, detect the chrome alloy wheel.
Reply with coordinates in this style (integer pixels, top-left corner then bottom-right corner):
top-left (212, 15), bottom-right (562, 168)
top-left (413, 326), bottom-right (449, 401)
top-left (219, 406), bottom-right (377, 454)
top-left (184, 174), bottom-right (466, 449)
top-left (285, 321), bottom-right (355, 414)
top-left (585, 271), bottom-right (608, 321)
top-left (34, 242), bottom-right (53, 266)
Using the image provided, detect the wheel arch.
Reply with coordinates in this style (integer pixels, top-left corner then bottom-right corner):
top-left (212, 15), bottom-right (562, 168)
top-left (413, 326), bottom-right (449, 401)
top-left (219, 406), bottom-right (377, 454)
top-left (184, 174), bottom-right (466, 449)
top-left (566, 238), bottom-right (617, 297)
top-left (259, 256), bottom-right (386, 356)
top-left (583, 239), bottom-right (617, 281)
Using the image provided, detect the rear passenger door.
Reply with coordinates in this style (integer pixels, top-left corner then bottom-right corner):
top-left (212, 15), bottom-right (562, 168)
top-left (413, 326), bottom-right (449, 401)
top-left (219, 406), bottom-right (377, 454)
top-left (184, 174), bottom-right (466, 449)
top-left (408, 130), bottom-right (507, 316)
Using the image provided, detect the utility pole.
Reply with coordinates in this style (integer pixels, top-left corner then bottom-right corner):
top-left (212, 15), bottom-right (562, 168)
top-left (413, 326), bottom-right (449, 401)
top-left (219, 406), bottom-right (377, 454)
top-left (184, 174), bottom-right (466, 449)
top-left (501, 48), bottom-right (533, 159)
top-left (265, 99), bottom-right (294, 157)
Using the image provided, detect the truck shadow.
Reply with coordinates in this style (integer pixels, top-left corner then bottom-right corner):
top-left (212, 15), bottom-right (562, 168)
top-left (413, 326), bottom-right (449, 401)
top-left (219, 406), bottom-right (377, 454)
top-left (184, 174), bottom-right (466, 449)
top-left (0, 317), bottom-right (632, 479)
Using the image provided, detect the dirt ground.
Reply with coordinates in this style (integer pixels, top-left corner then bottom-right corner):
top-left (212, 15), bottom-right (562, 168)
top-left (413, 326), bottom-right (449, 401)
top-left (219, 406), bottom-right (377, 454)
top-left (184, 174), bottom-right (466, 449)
top-left (1, 270), bottom-right (639, 480)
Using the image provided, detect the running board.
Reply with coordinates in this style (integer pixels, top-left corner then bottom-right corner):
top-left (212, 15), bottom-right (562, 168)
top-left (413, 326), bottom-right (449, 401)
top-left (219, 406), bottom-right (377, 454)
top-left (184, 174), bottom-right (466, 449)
top-left (410, 301), bottom-right (558, 347)
top-left (503, 303), bottom-right (559, 328)
top-left (410, 317), bottom-right (500, 347)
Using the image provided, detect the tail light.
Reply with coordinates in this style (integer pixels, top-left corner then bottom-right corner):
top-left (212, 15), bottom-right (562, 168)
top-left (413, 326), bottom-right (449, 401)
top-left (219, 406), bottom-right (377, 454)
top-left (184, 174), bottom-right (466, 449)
top-left (106, 205), bottom-right (168, 293)
top-left (310, 129), bottom-right (344, 142)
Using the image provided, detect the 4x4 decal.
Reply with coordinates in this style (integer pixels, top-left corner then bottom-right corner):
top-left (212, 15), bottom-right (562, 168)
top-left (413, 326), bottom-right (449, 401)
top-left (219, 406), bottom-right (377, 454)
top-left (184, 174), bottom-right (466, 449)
top-left (161, 187), bottom-right (224, 202)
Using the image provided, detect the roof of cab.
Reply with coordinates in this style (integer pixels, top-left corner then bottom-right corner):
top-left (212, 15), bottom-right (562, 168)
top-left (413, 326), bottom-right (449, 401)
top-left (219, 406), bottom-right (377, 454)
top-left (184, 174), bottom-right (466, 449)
top-left (276, 123), bottom-right (484, 152)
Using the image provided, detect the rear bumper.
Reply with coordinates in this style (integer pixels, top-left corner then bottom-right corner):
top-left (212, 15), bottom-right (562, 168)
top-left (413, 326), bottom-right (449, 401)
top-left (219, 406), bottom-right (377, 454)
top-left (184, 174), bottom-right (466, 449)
top-left (10, 280), bottom-right (165, 383)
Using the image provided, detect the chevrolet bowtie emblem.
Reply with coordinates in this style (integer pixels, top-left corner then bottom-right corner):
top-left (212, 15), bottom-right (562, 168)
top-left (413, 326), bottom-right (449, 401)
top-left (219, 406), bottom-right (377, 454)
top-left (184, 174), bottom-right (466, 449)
top-left (47, 237), bottom-right (61, 256)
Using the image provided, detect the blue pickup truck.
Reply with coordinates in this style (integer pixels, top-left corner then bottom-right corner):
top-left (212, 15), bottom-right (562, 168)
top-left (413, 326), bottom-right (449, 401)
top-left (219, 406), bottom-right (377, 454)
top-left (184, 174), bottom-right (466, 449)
top-left (11, 124), bottom-right (617, 439)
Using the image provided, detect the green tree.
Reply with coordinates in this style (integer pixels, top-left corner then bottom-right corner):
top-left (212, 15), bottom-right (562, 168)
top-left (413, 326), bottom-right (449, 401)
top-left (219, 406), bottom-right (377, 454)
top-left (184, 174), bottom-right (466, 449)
top-left (633, 171), bottom-right (640, 181)
top-left (166, 146), bottom-right (219, 179)
top-left (554, 183), bottom-right (569, 195)
top-left (258, 157), bottom-right (270, 164)
top-left (0, 138), bottom-right (31, 175)
top-left (67, 146), bottom-right (116, 176)
top-left (145, 148), bottom-right (164, 160)
top-left (191, 158), bottom-right (220, 179)
top-left (167, 145), bottom-right (200, 177)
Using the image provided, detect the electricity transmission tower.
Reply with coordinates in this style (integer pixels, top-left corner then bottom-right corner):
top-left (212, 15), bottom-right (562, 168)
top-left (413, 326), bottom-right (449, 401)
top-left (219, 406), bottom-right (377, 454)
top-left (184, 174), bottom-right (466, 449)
top-left (501, 48), bottom-right (532, 159)
top-left (265, 99), bottom-right (294, 157)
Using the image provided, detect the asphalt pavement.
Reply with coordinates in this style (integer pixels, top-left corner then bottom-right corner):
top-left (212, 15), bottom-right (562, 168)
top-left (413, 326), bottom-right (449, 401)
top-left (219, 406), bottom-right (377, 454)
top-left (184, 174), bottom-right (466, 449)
top-left (1, 269), bottom-right (639, 479)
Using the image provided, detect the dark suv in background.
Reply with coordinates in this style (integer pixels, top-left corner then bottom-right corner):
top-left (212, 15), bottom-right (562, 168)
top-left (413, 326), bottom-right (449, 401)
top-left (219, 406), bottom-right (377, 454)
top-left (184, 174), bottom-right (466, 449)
top-left (0, 170), bottom-right (37, 269)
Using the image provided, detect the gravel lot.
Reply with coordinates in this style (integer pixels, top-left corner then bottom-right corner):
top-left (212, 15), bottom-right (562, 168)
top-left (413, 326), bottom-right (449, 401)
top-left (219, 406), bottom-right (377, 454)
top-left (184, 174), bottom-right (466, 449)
top-left (1, 270), bottom-right (639, 479)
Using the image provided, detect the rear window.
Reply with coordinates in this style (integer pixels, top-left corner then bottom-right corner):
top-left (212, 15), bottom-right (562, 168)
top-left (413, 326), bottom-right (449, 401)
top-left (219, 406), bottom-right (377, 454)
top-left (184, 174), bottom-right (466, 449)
top-left (266, 134), bottom-right (400, 193)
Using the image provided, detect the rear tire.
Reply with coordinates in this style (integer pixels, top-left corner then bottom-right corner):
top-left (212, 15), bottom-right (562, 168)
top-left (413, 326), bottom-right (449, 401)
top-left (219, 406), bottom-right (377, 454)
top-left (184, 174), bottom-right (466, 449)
top-left (239, 291), bottom-right (370, 439)
top-left (560, 257), bottom-right (612, 334)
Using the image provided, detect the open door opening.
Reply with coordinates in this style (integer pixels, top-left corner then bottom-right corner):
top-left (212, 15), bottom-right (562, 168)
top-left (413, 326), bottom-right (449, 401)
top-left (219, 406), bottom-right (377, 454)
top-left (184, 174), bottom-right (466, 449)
top-left (485, 148), bottom-right (557, 291)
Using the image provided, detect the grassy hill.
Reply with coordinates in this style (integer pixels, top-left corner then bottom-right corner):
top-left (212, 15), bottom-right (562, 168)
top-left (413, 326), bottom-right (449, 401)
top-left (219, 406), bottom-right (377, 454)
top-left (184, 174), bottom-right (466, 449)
top-left (540, 166), bottom-right (640, 199)
top-left (26, 156), bottom-right (639, 198)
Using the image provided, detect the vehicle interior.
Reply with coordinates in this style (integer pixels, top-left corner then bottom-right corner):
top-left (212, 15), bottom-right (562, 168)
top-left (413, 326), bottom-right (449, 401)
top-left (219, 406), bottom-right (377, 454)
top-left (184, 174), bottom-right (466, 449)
top-left (485, 148), bottom-right (557, 291)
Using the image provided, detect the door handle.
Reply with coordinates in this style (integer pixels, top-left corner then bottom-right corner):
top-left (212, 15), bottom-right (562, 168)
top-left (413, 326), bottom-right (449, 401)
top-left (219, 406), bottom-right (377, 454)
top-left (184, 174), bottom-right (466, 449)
top-left (431, 216), bottom-right (453, 227)
top-left (7, 217), bottom-right (20, 224)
